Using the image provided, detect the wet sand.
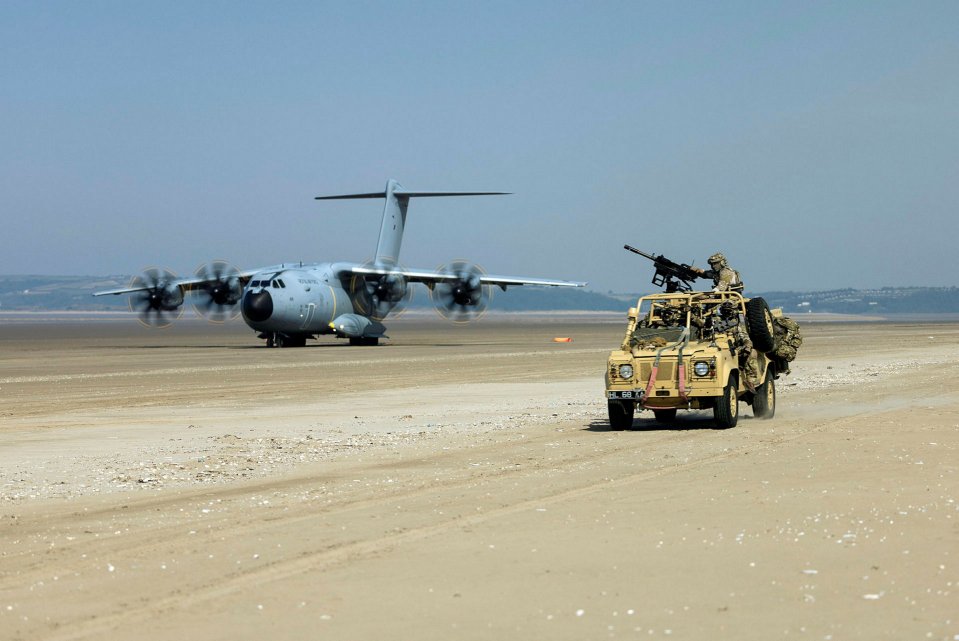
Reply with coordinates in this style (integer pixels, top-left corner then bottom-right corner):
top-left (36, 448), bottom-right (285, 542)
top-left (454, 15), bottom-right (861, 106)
top-left (1, 316), bottom-right (957, 640)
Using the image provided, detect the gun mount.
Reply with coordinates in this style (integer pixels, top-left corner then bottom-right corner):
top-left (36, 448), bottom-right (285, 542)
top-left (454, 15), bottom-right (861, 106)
top-left (624, 245), bottom-right (712, 293)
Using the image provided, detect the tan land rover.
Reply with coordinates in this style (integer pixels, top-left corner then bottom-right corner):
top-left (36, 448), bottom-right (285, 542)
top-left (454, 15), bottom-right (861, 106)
top-left (605, 291), bottom-right (786, 429)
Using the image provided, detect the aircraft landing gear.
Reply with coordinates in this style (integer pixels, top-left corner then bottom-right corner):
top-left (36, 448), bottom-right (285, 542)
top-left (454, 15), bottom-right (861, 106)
top-left (265, 332), bottom-right (308, 348)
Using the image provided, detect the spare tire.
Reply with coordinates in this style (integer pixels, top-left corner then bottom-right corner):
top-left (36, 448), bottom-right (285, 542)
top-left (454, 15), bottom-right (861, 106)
top-left (745, 297), bottom-right (776, 353)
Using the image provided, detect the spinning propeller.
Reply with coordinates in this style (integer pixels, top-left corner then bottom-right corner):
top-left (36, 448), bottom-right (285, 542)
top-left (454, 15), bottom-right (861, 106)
top-left (128, 267), bottom-right (184, 329)
top-left (429, 261), bottom-right (492, 323)
top-left (191, 260), bottom-right (243, 323)
top-left (350, 260), bottom-right (413, 321)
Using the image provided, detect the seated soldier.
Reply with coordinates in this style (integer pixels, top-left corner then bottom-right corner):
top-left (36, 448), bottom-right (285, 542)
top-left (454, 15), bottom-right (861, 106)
top-left (658, 301), bottom-right (684, 327)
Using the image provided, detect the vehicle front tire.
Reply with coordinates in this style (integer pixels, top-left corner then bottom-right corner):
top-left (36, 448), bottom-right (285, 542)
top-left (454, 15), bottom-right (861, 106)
top-left (713, 373), bottom-right (739, 429)
top-left (745, 297), bottom-right (776, 353)
top-left (752, 370), bottom-right (776, 419)
top-left (608, 400), bottom-right (635, 430)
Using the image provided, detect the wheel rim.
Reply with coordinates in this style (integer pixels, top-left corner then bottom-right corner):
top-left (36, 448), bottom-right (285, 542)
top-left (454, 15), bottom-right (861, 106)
top-left (764, 310), bottom-right (774, 336)
top-left (729, 385), bottom-right (738, 417)
top-left (765, 380), bottom-right (774, 406)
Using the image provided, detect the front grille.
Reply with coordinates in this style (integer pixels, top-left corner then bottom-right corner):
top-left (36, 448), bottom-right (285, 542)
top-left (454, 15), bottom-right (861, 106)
top-left (640, 362), bottom-right (675, 381)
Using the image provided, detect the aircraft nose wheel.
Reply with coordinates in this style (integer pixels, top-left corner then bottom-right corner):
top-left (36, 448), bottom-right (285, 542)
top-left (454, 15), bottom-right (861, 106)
top-left (265, 332), bottom-right (307, 348)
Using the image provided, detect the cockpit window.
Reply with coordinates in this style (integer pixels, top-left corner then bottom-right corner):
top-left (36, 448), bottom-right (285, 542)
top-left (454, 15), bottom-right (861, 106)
top-left (272, 280), bottom-right (279, 288)
top-left (250, 280), bottom-right (260, 287)
top-left (277, 279), bottom-right (286, 288)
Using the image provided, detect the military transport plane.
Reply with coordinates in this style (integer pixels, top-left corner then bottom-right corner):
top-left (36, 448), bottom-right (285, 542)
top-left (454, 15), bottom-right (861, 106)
top-left (94, 179), bottom-right (585, 347)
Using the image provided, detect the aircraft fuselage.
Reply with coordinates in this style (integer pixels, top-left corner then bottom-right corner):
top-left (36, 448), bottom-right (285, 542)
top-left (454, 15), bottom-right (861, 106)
top-left (240, 262), bottom-right (360, 337)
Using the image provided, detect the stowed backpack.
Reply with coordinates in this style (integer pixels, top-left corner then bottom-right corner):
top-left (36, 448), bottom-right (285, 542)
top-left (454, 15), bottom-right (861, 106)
top-left (773, 316), bottom-right (802, 361)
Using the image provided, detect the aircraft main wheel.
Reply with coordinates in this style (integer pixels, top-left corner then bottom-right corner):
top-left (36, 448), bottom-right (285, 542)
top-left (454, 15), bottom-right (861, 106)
top-left (607, 400), bottom-right (634, 430)
top-left (349, 337), bottom-right (379, 346)
top-left (653, 408), bottom-right (677, 423)
top-left (745, 297), bottom-right (776, 353)
top-left (713, 374), bottom-right (739, 429)
top-left (752, 370), bottom-right (776, 419)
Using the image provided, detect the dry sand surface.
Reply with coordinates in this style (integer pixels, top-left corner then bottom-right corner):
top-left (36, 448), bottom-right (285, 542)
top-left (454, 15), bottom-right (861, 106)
top-left (1, 314), bottom-right (957, 640)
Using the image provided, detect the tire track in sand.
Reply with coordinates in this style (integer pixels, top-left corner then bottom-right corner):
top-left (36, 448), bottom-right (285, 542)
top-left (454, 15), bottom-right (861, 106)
top-left (41, 411), bottom-right (847, 641)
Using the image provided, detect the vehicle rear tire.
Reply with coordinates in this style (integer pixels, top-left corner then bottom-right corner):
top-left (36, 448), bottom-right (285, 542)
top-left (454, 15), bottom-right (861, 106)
top-left (713, 373), bottom-right (739, 429)
top-left (653, 408), bottom-right (677, 423)
top-left (745, 297), bottom-right (776, 353)
top-left (752, 370), bottom-right (776, 419)
top-left (608, 400), bottom-right (634, 430)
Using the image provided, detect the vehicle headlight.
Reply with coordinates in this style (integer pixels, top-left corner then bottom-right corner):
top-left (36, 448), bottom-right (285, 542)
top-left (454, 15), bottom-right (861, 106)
top-left (693, 361), bottom-right (711, 377)
top-left (618, 364), bottom-right (634, 379)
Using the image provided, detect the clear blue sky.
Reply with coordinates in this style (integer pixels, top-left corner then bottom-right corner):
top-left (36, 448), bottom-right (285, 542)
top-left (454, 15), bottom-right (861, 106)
top-left (1, 1), bottom-right (956, 292)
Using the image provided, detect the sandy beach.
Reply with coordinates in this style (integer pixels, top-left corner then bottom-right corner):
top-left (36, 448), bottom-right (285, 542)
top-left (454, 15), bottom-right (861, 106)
top-left (1, 316), bottom-right (957, 640)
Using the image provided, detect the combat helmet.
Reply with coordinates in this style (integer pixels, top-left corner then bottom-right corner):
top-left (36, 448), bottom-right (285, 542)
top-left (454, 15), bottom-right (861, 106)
top-left (658, 299), bottom-right (686, 326)
top-left (708, 252), bottom-right (727, 268)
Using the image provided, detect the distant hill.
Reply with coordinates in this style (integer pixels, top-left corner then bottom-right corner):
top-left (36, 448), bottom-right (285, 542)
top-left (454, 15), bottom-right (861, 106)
top-left (0, 275), bottom-right (132, 311)
top-left (2, 275), bottom-right (958, 315)
top-left (754, 287), bottom-right (959, 315)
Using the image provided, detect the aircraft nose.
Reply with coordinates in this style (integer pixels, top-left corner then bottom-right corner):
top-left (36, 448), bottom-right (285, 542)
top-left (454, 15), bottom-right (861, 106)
top-left (242, 289), bottom-right (273, 322)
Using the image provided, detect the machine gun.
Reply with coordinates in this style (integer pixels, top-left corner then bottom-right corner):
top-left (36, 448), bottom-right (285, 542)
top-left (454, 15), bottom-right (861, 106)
top-left (624, 245), bottom-right (712, 292)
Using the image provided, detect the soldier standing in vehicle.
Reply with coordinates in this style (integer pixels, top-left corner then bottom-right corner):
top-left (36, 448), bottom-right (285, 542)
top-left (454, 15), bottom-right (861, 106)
top-left (694, 252), bottom-right (743, 293)
top-left (720, 301), bottom-right (760, 391)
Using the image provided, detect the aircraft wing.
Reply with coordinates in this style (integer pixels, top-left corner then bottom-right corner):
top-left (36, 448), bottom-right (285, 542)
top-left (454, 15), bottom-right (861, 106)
top-left (346, 265), bottom-right (586, 289)
top-left (91, 267), bottom-right (273, 297)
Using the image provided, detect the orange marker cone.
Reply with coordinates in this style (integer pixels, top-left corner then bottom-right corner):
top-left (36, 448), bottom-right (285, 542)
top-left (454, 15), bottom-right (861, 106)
top-left (552, 337), bottom-right (573, 343)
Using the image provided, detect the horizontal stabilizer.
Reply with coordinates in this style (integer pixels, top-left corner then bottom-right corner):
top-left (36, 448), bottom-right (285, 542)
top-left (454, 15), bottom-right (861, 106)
top-left (314, 192), bottom-right (386, 200)
top-left (315, 190), bottom-right (509, 200)
top-left (393, 191), bottom-right (510, 198)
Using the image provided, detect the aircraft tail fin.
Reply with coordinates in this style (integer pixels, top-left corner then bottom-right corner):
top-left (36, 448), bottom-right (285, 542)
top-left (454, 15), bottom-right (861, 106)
top-left (315, 179), bottom-right (509, 266)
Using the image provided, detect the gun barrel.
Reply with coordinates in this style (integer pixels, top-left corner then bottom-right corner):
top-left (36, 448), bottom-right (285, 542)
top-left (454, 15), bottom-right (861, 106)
top-left (623, 245), bottom-right (655, 260)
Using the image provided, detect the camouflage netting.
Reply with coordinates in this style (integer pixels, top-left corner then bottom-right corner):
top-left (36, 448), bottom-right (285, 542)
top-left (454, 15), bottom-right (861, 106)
top-left (630, 327), bottom-right (683, 350)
